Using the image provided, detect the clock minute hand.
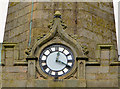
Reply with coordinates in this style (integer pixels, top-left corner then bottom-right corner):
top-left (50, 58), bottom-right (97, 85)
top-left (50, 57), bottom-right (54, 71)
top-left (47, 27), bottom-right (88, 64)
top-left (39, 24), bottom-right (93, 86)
top-left (56, 60), bottom-right (71, 68)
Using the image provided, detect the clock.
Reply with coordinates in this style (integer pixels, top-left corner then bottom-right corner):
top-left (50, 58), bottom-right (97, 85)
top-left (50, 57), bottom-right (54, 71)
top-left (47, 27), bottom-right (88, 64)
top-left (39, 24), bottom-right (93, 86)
top-left (39, 44), bottom-right (74, 77)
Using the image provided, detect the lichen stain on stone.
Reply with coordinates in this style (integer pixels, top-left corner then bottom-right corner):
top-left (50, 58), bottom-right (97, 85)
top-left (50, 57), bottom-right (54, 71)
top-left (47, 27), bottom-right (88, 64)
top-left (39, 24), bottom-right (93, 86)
top-left (9, 2), bottom-right (19, 7)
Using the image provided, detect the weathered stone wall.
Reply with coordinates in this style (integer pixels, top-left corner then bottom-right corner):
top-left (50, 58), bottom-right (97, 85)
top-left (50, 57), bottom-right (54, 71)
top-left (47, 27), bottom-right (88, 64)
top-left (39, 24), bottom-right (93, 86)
top-left (4, 2), bottom-right (117, 60)
top-left (2, 2), bottom-right (119, 87)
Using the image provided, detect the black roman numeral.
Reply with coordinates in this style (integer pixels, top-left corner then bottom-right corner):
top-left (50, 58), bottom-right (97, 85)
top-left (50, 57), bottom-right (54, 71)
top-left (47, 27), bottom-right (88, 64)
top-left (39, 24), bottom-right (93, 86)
top-left (66, 65), bottom-right (71, 69)
top-left (68, 60), bottom-right (72, 62)
top-left (55, 72), bottom-right (58, 76)
top-left (48, 48), bottom-right (52, 53)
top-left (41, 60), bottom-right (46, 63)
top-left (48, 69), bottom-right (52, 74)
top-left (66, 53), bottom-right (70, 56)
top-left (42, 65), bottom-right (47, 70)
top-left (55, 46), bottom-right (59, 51)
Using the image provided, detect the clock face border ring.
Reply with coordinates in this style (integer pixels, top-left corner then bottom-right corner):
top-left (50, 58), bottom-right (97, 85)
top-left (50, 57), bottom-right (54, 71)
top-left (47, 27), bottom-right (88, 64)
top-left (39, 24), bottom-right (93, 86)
top-left (39, 44), bottom-right (74, 77)
top-left (36, 43), bottom-right (77, 79)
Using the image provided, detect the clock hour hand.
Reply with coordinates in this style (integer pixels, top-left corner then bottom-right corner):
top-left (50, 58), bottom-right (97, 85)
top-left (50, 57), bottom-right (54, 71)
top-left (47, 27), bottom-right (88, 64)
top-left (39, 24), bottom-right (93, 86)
top-left (56, 52), bottom-right (60, 61)
top-left (56, 60), bottom-right (71, 68)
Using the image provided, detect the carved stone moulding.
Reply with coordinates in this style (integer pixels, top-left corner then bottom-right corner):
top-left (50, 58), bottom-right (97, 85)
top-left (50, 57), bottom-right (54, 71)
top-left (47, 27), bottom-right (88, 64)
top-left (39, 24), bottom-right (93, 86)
top-left (27, 11), bottom-right (87, 80)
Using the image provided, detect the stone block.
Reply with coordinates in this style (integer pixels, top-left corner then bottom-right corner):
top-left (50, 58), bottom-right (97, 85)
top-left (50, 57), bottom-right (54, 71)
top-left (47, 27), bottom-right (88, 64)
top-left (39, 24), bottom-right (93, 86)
top-left (95, 73), bottom-right (108, 80)
top-left (87, 2), bottom-right (100, 8)
top-left (42, 19), bottom-right (51, 28)
top-left (85, 4), bottom-right (114, 22)
top-left (42, 2), bottom-right (54, 10)
top-left (19, 2), bottom-right (31, 10)
top-left (100, 59), bottom-right (109, 66)
top-left (63, 18), bottom-right (75, 28)
top-left (5, 50), bottom-right (14, 58)
top-left (35, 80), bottom-right (48, 87)
top-left (9, 29), bottom-right (16, 39)
top-left (118, 66), bottom-right (120, 74)
top-left (102, 29), bottom-right (112, 38)
top-left (27, 79), bottom-right (35, 87)
top-left (63, 10), bottom-right (75, 20)
top-left (31, 27), bottom-right (49, 40)
top-left (2, 73), bottom-right (27, 80)
top-left (63, 2), bottom-right (76, 10)
top-left (86, 66), bottom-right (99, 73)
top-left (32, 19), bottom-right (43, 28)
top-left (55, 2), bottom-right (63, 9)
top-left (14, 32), bottom-right (28, 44)
top-left (102, 37), bottom-right (112, 44)
top-left (8, 2), bottom-right (20, 15)
top-left (15, 4), bottom-right (32, 19)
top-left (5, 58), bottom-right (14, 66)
top-left (86, 74), bottom-right (96, 80)
top-left (112, 31), bottom-right (117, 41)
top-left (65, 80), bottom-right (86, 87)
top-left (19, 31), bottom-right (28, 42)
top-left (28, 60), bottom-right (36, 79)
top-left (87, 80), bottom-right (118, 87)
top-left (77, 18), bottom-right (92, 29)
top-left (77, 10), bottom-right (92, 22)
top-left (99, 2), bottom-right (114, 14)
top-left (103, 2), bottom-right (113, 8)
top-left (92, 15), bottom-right (105, 28)
top-left (19, 49), bottom-right (25, 60)
top-left (6, 12), bottom-right (17, 23)
top-left (2, 80), bottom-right (27, 87)
top-left (77, 27), bottom-right (103, 43)
top-left (98, 66), bottom-right (109, 73)
top-left (86, 47), bottom-right (96, 60)
top-left (8, 2), bottom-right (31, 15)
top-left (6, 17), bottom-right (30, 37)
top-left (13, 26), bottom-right (24, 37)
top-left (34, 2), bottom-right (43, 10)
top-left (108, 73), bottom-right (118, 79)
top-left (77, 3), bottom-right (87, 10)
top-left (65, 27), bottom-right (75, 36)
top-left (35, 2), bottom-right (54, 10)
top-left (33, 10), bottom-right (49, 20)
top-left (19, 41), bottom-right (28, 51)
top-left (109, 66), bottom-right (118, 74)
top-left (48, 80), bottom-right (65, 87)
top-left (2, 66), bottom-right (27, 73)
top-left (95, 73), bottom-right (118, 80)
top-left (5, 21), bottom-right (14, 32)
top-left (100, 49), bottom-right (110, 59)
top-left (3, 31), bottom-right (9, 41)
top-left (16, 12), bottom-right (31, 27)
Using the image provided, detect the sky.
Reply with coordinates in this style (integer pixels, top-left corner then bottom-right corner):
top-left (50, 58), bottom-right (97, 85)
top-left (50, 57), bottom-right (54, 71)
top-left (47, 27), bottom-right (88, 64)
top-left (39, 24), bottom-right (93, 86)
top-left (113, 0), bottom-right (120, 60)
top-left (0, 0), bottom-right (120, 60)
top-left (0, 0), bottom-right (9, 43)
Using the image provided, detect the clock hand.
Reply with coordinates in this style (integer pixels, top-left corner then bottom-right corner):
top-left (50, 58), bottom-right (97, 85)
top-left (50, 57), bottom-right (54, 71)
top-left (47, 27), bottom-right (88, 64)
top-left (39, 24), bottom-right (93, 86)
top-left (56, 60), bottom-right (71, 68)
top-left (56, 52), bottom-right (60, 61)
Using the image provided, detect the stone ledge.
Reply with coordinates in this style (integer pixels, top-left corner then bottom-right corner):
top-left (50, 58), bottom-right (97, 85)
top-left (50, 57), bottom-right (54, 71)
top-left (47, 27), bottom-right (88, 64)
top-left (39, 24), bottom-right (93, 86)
top-left (76, 56), bottom-right (88, 61)
top-left (35, 79), bottom-right (86, 87)
top-left (14, 61), bottom-right (28, 66)
top-left (0, 62), bottom-right (5, 66)
top-left (2, 80), bottom-right (27, 87)
top-left (87, 79), bottom-right (118, 87)
top-left (2, 43), bottom-right (17, 47)
top-left (86, 61), bottom-right (100, 66)
top-left (2, 79), bottom-right (86, 87)
top-left (110, 62), bottom-right (120, 66)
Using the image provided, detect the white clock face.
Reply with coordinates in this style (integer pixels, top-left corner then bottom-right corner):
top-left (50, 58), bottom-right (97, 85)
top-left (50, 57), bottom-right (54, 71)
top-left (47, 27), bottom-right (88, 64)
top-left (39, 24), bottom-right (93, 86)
top-left (39, 44), bottom-right (74, 77)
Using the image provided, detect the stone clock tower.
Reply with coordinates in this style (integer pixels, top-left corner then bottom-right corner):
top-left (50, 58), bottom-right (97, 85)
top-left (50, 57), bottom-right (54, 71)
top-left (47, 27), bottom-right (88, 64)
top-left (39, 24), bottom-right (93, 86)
top-left (25, 11), bottom-right (87, 87)
top-left (1, 2), bottom-right (120, 88)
